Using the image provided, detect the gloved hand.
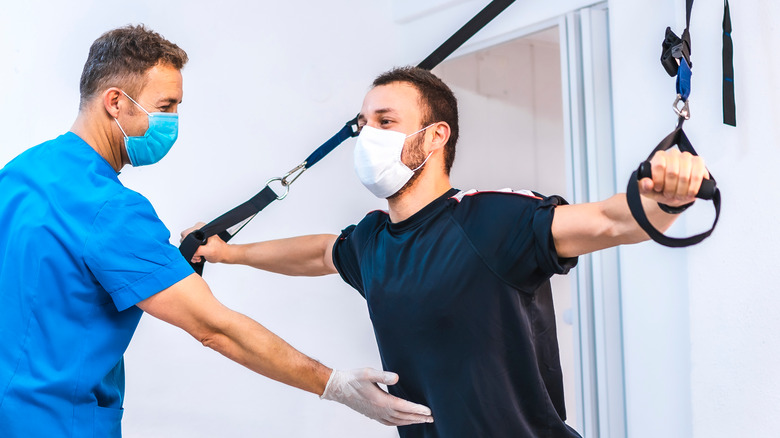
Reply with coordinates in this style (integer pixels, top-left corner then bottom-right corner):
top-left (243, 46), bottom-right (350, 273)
top-left (320, 368), bottom-right (434, 426)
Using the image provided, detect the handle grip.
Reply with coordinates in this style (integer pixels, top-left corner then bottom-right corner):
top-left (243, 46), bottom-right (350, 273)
top-left (637, 161), bottom-right (716, 200)
top-left (179, 229), bottom-right (209, 276)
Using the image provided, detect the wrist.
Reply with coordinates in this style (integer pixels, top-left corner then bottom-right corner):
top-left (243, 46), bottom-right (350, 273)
top-left (319, 368), bottom-right (337, 399)
top-left (221, 243), bottom-right (240, 264)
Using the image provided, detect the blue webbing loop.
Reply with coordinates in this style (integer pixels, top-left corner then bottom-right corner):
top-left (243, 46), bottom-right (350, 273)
top-left (303, 117), bottom-right (359, 169)
top-left (676, 57), bottom-right (692, 101)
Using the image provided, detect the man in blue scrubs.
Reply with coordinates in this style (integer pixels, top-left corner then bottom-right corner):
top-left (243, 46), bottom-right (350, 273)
top-left (186, 67), bottom-right (711, 437)
top-left (0, 28), bottom-right (432, 437)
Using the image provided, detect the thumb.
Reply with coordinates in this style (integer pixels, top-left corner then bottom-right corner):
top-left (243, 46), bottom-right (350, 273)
top-left (378, 370), bottom-right (399, 386)
top-left (360, 368), bottom-right (399, 385)
top-left (641, 178), bottom-right (654, 192)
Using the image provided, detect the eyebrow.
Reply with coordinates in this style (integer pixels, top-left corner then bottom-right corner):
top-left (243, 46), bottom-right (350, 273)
top-left (357, 108), bottom-right (398, 123)
top-left (157, 97), bottom-right (181, 106)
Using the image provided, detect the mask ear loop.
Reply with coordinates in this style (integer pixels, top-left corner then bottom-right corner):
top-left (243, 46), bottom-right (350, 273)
top-left (113, 118), bottom-right (129, 139)
top-left (405, 122), bottom-right (438, 139)
top-left (407, 122), bottom-right (439, 172)
top-left (120, 90), bottom-right (151, 116)
top-left (411, 151), bottom-right (434, 172)
top-left (113, 89), bottom-right (151, 140)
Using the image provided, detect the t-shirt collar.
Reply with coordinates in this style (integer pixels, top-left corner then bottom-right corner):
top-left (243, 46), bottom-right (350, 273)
top-left (388, 187), bottom-right (460, 233)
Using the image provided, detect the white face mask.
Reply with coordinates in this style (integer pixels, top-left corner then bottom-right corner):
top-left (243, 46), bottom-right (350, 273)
top-left (353, 124), bottom-right (435, 198)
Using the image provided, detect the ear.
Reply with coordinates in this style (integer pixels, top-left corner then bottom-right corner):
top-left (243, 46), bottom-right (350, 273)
top-left (429, 121), bottom-right (451, 152)
top-left (102, 88), bottom-right (123, 119)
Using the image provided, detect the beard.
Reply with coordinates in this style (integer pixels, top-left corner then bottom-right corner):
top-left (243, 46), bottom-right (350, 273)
top-left (387, 133), bottom-right (428, 200)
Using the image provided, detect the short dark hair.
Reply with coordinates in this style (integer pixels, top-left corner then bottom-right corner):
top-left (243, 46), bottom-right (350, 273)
top-left (372, 67), bottom-right (459, 174)
top-left (79, 24), bottom-right (188, 108)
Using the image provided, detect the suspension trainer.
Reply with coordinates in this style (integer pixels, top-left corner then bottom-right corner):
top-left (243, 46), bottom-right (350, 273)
top-left (180, 0), bottom-right (516, 275)
top-left (626, 0), bottom-right (729, 247)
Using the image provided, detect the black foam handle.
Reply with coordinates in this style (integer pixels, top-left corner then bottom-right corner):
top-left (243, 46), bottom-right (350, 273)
top-left (180, 229), bottom-right (209, 275)
top-left (637, 161), bottom-right (716, 200)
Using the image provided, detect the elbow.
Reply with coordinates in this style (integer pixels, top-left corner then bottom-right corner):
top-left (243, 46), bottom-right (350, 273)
top-left (196, 326), bottom-right (232, 355)
top-left (198, 330), bottom-right (225, 351)
top-left (189, 317), bottom-right (228, 351)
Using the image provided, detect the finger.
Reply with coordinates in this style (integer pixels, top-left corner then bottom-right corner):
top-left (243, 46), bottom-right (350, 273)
top-left (179, 228), bottom-right (193, 242)
top-left (384, 394), bottom-right (433, 416)
top-left (179, 222), bottom-right (207, 242)
top-left (649, 151), bottom-right (667, 194)
top-left (661, 149), bottom-right (681, 199)
top-left (675, 152), bottom-right (693, 200)
top-left (385, 411), bottom-right (434, 426)
top-left (688, 156), bottom-right (707, 198)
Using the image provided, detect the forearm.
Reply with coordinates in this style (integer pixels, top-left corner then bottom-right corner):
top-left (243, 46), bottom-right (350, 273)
top-left (600, 193), bottom-right (680, 245)
top-left (139, 275), bottom-right (332, 395)
top-left (225, 234), bottom-right (338, 276)
top-left (553, 193), bottom-right (682, 257)
top-left (200, 305), bottom-right (331, 395)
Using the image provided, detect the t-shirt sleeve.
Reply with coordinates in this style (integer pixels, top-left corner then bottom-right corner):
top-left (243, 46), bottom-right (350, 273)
top-left (84, 190), bottom-right (194, 311)
top-left (332, 224), bottom-right (365, 296)
top-left (453, 191), bottom-right (578, 293)
top-left (331, 211), bottom-right (386, 298)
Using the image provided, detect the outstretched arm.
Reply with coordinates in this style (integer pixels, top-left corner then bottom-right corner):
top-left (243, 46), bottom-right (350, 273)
top-left (552, 149), bottom-right (709, 258)
top-left (180, 227), bottom-right (338, 277)
top-left (137, 273), bottom-right (433, 426)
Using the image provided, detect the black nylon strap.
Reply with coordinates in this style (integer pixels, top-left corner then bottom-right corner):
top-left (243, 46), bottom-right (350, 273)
top-left (722, 0), bottom-right (736, 126)
top-left (180, 186), bottom-right (278, 275)
top-left (625, 122), bottom-right (721, 248)
top-left (685, 0), bottom-right (694, 29)
top-left (179, 0), bottom-right (516, 275)
top-left (417, 0), bottom-right (515, 70)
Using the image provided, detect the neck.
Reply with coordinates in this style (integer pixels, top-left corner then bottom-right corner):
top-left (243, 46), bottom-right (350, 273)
top-left (70, 109), bottom-right (125, 173)
top-left (386, 173), bottom-right (452, 223)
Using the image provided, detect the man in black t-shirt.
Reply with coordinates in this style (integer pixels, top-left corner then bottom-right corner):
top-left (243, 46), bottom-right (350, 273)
top-left (183, 67), bottom-right (709, 437)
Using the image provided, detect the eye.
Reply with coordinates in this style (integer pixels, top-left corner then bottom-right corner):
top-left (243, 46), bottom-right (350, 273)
top-left (380, 119), bottom-right (393, 126)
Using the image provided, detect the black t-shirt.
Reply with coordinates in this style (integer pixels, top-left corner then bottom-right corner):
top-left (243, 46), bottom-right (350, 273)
top-left (332, 188), bottom-right (582, 438)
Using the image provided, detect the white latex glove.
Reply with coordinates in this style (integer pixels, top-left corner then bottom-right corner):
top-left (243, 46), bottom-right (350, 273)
top-left (320, 368), bottom-right (434, 426)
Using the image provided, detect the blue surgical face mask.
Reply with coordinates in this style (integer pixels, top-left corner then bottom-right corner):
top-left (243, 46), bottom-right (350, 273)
top-left (113, 90), bottom-right (179, 166)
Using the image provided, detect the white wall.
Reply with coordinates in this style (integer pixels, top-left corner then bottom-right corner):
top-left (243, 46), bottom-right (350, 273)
top-left (609, 1), bottom-right (780, 437)
top-left (3, 1), bottom-right (779, 437)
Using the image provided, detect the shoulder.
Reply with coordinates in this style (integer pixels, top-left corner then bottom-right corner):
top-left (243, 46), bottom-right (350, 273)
top-left (96, 188), bottom-right (161, 228)
top-left (451, 188), bottom-right (570, 209)
top-left (337, 209), bottom-right (387, 246)
top-left (448, 188), bottom-right (570, 232)
top-left (347, 209), bottom-right (389, 236)
top-left (449, 188), bottom-right (555, 217)
top-left (451, 188), bottom-right (543, 203)
top-left (1, 136), bottom-right (63, 174)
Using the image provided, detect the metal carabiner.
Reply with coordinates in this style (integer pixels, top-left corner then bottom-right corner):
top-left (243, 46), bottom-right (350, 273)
top-left (281, 161), bottom-right (307, 187)
top-left (264, 177), bottom-right (290, 200)
top-left (265, 161), bottom-right (308, 201)
top-left (673, 94), bottom-right (691, 120)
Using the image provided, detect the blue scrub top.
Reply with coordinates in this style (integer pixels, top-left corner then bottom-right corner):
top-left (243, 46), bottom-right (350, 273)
top-left (0, 132), bottom-right (193, 437)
